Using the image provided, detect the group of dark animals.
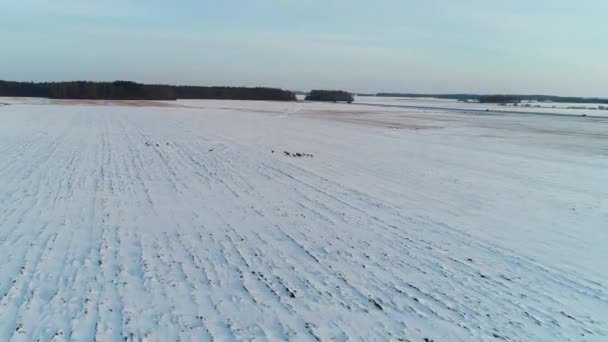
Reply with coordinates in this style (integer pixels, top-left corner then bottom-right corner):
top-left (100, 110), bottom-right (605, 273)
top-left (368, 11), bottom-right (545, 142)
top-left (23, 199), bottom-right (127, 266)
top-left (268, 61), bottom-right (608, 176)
top-left (143, 144), bottom-right (313, 159)
top-left (271, 150), bottom-right (314, 158)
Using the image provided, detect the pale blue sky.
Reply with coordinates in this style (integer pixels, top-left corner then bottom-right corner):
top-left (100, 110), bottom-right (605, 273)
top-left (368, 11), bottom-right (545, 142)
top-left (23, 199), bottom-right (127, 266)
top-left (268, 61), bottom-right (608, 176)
top-left (1, 0), bottom-right (606, 96)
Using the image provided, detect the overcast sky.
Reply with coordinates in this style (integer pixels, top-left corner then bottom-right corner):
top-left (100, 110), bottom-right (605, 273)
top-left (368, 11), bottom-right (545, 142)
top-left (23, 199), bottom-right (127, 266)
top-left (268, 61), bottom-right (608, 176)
top-left (1, 0), bottom-right (606, 96)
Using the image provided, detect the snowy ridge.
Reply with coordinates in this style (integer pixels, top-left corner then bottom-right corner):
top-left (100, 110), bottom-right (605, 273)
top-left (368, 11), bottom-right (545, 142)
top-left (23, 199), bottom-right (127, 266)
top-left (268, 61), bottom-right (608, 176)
top-left (0, 101), bottom-right (607, 341)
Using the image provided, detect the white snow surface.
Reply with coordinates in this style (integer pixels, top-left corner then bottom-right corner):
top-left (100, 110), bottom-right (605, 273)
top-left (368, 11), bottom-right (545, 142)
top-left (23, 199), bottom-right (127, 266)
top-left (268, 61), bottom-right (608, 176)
top-left (0, 98), bottom-right (607, 341)
top-left (355, 96), bottom-right (608, 118)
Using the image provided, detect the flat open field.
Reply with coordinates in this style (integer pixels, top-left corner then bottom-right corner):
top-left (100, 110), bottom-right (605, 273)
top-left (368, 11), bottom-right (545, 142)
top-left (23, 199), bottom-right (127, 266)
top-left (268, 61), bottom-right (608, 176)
top-left (353, 96), bottom-right (608, 118)
top-left (1, 98), bottom-right (607, 341)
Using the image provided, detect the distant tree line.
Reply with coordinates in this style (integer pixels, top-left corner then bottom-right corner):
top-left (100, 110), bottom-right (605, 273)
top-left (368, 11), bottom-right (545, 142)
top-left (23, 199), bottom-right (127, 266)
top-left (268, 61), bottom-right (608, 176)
top-left (376, 93), bottom-right (480, 101)
top-left (478, 95), bottom-right (522, 103)
top-left (376, 92), bottom-right (608, 104)
top-left (176, 86), bottom-right (296, 101)
top-left (478, 94), bottom-right (608, 104)
top-left (305, 90), bottom-right (354, 103)
top-left (534, 95), bottom-right (608, 104)
top-left (0, 80), bottom-right (297, 101)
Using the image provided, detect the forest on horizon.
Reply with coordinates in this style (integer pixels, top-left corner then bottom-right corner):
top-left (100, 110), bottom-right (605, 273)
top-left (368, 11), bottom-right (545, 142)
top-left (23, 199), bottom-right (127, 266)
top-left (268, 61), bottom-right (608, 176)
top-left (0, 80), bottom-right (297, 101)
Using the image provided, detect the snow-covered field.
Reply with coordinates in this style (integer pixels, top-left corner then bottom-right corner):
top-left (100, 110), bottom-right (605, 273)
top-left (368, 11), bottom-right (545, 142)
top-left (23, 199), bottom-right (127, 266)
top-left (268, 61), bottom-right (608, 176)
top-left (1, 98), bottom-right (607, 341)
top-left (355, 96), bottom-right (608, 118)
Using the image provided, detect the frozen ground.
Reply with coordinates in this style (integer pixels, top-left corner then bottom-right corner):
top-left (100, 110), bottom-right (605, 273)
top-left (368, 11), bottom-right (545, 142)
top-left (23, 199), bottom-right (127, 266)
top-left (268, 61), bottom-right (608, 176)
top-left (355, 96), bottom-right (608, 118)
top-left (0, 98), bottom-right (607, 341)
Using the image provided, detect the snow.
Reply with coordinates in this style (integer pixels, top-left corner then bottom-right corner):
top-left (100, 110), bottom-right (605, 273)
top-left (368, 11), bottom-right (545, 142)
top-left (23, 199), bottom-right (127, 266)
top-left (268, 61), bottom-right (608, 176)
top-left (1, 98), bottom-right (607, 341)
top-left (355, 96), bottom-right (608, 118)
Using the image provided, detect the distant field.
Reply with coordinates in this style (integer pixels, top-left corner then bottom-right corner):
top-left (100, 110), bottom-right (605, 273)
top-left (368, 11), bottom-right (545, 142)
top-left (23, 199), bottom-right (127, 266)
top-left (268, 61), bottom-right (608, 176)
top-left (355, 95), bottom-right (608, 117)
top-left (1, 98), bottom-right (607, 341)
